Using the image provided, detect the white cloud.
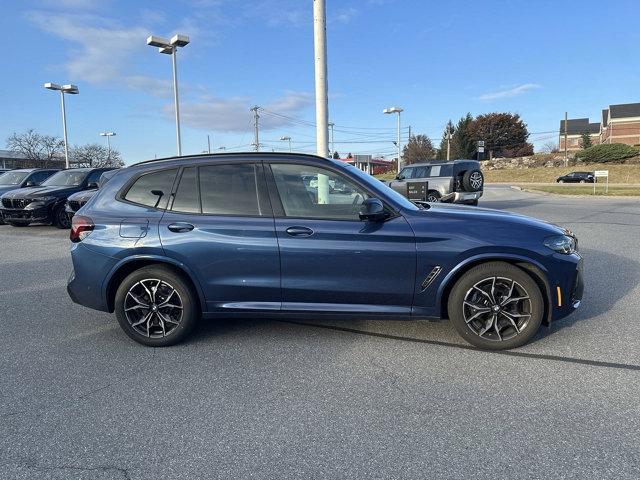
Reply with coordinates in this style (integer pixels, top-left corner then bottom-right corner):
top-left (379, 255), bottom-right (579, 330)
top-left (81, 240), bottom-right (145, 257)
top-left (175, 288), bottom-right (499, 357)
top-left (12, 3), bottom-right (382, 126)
top-left (335, 7), bottom-right (359, 24)
top-left (174, 91), bottom-right (314, 132)
top-left (479, 83), bottom-right (541, 101)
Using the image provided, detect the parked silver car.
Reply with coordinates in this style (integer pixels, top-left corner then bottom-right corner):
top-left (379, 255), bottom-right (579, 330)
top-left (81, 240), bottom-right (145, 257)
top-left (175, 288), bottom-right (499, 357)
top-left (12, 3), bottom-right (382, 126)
top-left (386, 160), bottom-right (484, 205)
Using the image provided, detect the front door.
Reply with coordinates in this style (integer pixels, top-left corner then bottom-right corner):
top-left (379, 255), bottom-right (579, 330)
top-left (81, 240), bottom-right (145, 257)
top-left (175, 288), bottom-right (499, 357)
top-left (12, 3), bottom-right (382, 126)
top-left (159, 162), bottom-right (281, 312)
top-left (267, 162), bottom-right (416, 315)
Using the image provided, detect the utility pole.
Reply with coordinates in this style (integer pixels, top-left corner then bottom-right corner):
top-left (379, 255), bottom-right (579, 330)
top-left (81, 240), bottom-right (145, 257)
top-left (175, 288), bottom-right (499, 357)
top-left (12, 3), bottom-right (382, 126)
top-left (564, 111), bottom-right (568, 167)
top-left (328, 122), bottom-right (335, 155)
top-left (446, 127), bottom-right (452, 161)
top-left (207, 134), bottom-right (211, 153)
top-left (313, 0), bottom-right (329, 158)
top-left (408, 125), bottom-right (412, 141)
top-left (251, 106), bottom-right (260, 152)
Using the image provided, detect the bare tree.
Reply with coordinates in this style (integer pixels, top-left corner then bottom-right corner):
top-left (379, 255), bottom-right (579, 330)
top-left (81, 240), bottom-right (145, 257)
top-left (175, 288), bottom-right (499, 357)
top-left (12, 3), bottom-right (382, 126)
top-left (6, 129), bottom-right (64, 168)
top-left (541, 141), bottom-right (559, 154)
top-left (71, 143), bottom-right (124, 168)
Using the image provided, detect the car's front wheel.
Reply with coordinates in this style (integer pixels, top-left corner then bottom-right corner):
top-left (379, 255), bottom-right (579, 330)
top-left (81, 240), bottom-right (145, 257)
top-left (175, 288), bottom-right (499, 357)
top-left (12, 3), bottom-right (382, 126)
top-left (447, 262), bottom-right (543, 350)
top-left (53, 204), bottom-right (71, 229)
top-left (558, 179), bottom-right (564, 183)
top-left (114, 265), bottom-right (199, 347)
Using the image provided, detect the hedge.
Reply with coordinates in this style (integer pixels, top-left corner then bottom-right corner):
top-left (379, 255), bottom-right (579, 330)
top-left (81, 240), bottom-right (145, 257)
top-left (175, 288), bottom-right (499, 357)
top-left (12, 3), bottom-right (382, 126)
top-left (575, 143), bottom-right (640, 163)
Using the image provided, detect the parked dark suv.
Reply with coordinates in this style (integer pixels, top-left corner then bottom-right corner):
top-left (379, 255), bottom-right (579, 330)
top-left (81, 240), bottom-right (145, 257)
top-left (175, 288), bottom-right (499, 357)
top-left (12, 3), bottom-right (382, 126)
top-left (556, 172), bottom-right (595, 183)
top-left (67, 153), bottom-right (583, 350)
top-left (0, 168), bottom-right (59, 224)
top-left (65, 169), bottom-right (119, 221)
top-left (1, 167), bottom-right (115, 228)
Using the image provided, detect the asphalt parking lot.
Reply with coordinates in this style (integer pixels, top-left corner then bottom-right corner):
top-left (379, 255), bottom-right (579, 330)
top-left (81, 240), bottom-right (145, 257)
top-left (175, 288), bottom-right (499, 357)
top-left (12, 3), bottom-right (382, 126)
top-left (1, 186), bottom-right (639, 479)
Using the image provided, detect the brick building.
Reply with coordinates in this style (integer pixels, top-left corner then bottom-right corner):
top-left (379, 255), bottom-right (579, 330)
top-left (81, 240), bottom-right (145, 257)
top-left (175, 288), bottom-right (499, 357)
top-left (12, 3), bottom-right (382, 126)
top-left (559, 102), bottom-right (640, 151)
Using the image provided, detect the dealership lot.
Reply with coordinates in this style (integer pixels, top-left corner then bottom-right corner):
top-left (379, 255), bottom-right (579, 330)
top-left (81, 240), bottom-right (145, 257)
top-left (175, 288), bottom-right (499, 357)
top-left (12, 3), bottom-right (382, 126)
top-left (1, 186), bottom-right (639, 479)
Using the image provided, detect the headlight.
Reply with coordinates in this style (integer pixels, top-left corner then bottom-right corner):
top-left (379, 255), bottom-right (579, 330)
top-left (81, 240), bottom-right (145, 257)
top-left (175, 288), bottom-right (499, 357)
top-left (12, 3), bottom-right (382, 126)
top-left (543, 235), bottom-right (577, 254)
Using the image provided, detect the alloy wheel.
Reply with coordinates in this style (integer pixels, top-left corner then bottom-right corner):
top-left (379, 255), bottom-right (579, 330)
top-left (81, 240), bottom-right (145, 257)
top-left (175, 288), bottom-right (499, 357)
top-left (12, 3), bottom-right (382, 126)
top-left (462, 276), bottom-right (531, 342)
top-left (124, 279), bottom-right (184, 338)
top-left (469, 172), bottom-right (483, 190)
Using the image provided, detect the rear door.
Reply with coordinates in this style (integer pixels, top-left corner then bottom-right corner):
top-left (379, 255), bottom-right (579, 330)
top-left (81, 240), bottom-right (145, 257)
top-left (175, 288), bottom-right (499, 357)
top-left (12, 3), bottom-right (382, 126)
top-left (159, 161), bottom-right (280, 313)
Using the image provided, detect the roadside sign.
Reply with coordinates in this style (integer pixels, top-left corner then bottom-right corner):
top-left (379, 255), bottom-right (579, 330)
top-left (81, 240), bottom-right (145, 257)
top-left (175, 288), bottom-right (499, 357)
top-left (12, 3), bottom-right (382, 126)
top-left (406, 181), bottom-right (428, 201)
top-left (477, 141), bottom-right (485, 147)
top-left (478, 147), bottom-right (485, 153)
top-left (593, 170), bottom-right (609, 194)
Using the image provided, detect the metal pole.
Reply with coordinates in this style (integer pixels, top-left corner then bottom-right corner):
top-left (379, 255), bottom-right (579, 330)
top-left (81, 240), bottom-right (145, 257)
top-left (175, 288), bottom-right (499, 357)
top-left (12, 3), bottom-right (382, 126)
top-left (313, 0), bottom-right (329, 158)
top-left (564, 111), bottom-right (568, 167)
top-left (446, 130), bottom-right (451, 161)
top-left (106, 135), bottom-right (111, 160)
top-left (329, 122), bottom-right (335, 155)
top-left (60, 91), bottom-right (70, 169)
top-left (288, 138), bottom-right (292, 152)
top-left (396, 111), bottom-right (401, 174)
top-left (207, 134), bottom-right (211, 153)
top-left (171, 47), bottom-right (182, 156)
top-left (251, 106), bottom-right (260, 152)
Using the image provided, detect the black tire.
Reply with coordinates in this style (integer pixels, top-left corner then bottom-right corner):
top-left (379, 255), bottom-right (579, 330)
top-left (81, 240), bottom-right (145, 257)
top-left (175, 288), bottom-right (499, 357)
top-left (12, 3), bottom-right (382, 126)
top-left (115, 265), bottom-right (199, 347)
top-left (467, 199), bottom-right (479, 206)
top-left (447, 261), bottom-right (544, 350)
top-left (579, 180), bottom-right (586, 184)
top-left (53, 204), bottom-right (71, 229)
top-left (426, 191), bottom-right (441, 202)
top-left (462, 169), bottom-right (484, 192)
top-left (8, 221), bottom-right (30, 227)
top-left (558, 179), bottom-right (564, 184)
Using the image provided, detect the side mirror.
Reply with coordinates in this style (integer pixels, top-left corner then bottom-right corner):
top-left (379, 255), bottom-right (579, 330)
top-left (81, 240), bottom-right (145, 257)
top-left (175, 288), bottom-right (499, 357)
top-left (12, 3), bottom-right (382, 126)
top-left (87, 182), bottom-right (99, 189)
top-left (359, 198), bottom-right (387, 222)
top-left (395, 174), bottom-right (404, 181)
top-left (24, 181), bottom-right (37, 187)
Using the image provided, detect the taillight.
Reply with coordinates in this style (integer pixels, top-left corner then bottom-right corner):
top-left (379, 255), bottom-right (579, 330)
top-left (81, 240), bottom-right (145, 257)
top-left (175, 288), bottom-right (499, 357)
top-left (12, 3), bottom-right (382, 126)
top-left (70, 215), bottom-right (94, 243)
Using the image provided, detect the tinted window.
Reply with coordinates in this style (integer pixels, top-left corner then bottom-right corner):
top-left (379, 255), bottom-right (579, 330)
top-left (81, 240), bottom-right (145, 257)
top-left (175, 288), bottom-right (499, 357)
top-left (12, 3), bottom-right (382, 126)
top-left (124, 169), bottom-right (178, 209)
top-left (172, 167), bottom-right (200, 213)
top-left (86, 169), bottom-right (107, 185)
top-left (199, 164), bottom-right (261, 216)
top-left (29, 171), bottom-right (55, 184)
top-left (0, 171), bottom-right (29, 185)
top-left (270, 163), bottom-right (369, 220)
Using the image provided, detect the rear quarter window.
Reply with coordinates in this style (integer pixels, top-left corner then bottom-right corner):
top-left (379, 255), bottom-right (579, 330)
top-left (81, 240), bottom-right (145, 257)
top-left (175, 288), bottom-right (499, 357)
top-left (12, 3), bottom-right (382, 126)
top-left (123, 169), bottom-right (178, 209)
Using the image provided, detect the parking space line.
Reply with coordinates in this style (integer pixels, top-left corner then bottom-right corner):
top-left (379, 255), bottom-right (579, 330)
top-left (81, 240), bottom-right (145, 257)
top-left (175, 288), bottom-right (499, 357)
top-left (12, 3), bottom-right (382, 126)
top-left (277, 320), bottom-right (640, 372)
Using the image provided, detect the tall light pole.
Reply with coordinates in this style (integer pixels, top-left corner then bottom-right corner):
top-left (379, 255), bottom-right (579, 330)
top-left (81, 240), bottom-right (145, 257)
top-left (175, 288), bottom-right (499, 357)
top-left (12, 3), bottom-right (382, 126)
top-left (44, 83), bottom-right (79, 169)
top-left (383, 106), bottom-right (403, 174)
top-left (280, 136), bottom-right (292, 152)
top-left (147, 34), bottom-right (190, 156)
top-left (100, 132), bottom-right (116, 160)
top-left (313, 0), bottom-right (329, 158)
top-left (328, 122), bottom-right (335, 155)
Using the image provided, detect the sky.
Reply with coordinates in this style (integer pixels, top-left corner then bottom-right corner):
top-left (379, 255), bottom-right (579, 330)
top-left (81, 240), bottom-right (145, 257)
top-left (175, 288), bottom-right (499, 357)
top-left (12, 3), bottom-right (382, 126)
top-left (2, 0), bottom-right (640, 164)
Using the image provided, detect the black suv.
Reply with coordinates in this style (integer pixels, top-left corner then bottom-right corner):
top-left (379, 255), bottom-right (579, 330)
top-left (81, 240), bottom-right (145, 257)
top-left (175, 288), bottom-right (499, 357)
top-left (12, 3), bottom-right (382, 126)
top-left (0, 168), bottom-right (115, 228)
top-left (65, 169), bottom-right (119, 220)
top-left (0, 169), bottom-right (59, 224)
top-left (556, 172), bottom-right (595, 183)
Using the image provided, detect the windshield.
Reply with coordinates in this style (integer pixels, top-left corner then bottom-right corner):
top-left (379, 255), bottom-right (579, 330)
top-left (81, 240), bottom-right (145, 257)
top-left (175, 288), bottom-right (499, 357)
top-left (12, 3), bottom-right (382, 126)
top-left (331, 160), bottom-right (419, 211)
top-left (41, 170), bottom-right (87, 187)
top-left (0, 171), bottom-right (29, 186)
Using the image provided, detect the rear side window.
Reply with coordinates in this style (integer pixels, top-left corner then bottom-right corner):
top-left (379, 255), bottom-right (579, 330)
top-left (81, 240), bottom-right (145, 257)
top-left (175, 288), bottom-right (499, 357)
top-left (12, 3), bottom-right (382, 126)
top-left (86, 169), bottom-right (106, 185)
top-left (124, 169), bottom-right (178, 209)
top-left (172, 167), bottom-right (200, 213)
top-left (199, 164), bottom-right (261, 216)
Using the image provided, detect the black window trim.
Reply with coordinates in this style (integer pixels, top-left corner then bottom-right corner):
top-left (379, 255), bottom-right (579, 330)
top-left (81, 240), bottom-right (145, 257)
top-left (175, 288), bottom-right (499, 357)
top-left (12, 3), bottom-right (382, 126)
top-left (265, 160), bottom-right (399, 222)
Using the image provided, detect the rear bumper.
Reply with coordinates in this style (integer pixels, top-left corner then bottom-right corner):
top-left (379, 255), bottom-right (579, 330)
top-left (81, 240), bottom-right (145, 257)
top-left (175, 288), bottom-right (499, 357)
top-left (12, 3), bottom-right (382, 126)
top-left (67, 243), bottom-right (116, 312)
top-left (441, 191), bottom-right (483, 204)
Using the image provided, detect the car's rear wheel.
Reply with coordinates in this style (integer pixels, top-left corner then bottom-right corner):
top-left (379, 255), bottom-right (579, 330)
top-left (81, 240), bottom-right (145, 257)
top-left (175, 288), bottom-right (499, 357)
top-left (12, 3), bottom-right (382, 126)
top-left (426, 191), bottom-right (441, 202)
top-left (53, 204), bottom-right (71, 229)
top-left (115, 265), bottom-right (199, 347)
top-left (579, 180), bottom-right (586, 184)
top-left (558, 179), bottom-right (564, 183)
top-left (8, 221), bottom-right (29, 227)
top-left (447, 262), bottom-right (543, 350)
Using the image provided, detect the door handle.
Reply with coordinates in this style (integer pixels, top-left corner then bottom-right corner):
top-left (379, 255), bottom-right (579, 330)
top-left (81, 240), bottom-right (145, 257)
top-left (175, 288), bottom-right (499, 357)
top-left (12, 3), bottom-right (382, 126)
top-left (167, 222), bottom-right (195, 233)
top-left (285, 226), bottom-right (314, 237)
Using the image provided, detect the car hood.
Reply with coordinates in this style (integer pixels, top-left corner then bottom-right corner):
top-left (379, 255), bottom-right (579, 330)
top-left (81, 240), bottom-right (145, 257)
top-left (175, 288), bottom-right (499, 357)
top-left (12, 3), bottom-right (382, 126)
top-left (0, 185), bottom-right (22, 196)
top-left (2, 185), bottom-right (82, 200)
top-left (67, 189), bottom-right (97, 203)
top-left (406, 202), bottom-right (568, 240)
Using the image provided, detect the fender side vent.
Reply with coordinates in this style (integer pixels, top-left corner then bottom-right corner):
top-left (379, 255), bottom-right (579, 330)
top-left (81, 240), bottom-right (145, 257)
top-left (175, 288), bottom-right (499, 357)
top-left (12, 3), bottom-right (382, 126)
top-left (420, 266), bottom-right (442, 292)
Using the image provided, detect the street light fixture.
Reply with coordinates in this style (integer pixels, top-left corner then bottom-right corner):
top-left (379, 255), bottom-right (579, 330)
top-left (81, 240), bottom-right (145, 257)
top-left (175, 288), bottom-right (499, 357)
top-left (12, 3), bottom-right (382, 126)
top-left (383, 106), bottom-right (403, 174)
top-left (99, 132), bottom-right (116, 159)
top-left (146, 33), bottom-right (190, 156)
top-left (44, 82), bottom-right (79, 169)
top-left (280, 136), bottom-right (292, 152)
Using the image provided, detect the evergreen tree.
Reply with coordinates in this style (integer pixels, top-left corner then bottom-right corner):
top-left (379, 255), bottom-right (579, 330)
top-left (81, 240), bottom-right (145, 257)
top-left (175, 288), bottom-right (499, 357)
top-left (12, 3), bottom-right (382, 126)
top-left (452, 113), bottom-right (476, 159)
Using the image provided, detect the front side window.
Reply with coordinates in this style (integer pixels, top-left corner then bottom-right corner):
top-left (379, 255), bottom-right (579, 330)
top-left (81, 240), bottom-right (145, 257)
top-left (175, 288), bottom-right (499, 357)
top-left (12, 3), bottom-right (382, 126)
top-left (270, 163), bottom-right (369, 220)
top-left (30, 171), bottom-right (55, 184)
top-left (199, 164), bottom-right (261, 216)
top-left (0, 171), bottom-right (29, 186)
top-left (42, 170), bottom-right (88, 186)
top-left (399, 167), bottom-right (414, 179)
top-left (124, 169), bottom-right (178, 209)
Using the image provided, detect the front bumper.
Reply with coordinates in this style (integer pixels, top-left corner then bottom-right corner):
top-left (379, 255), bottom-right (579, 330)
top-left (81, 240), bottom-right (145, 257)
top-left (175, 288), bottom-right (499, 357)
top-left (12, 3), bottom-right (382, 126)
top-left (0, 205), bottom-right (50, 223)
top-left (550, 255), bottom-right (583, 322)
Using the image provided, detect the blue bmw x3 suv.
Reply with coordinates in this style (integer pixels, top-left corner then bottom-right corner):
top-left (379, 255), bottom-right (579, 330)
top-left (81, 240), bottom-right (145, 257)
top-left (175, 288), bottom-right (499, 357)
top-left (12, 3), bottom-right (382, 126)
top-left (67, 153), bottom-right (583, 350)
